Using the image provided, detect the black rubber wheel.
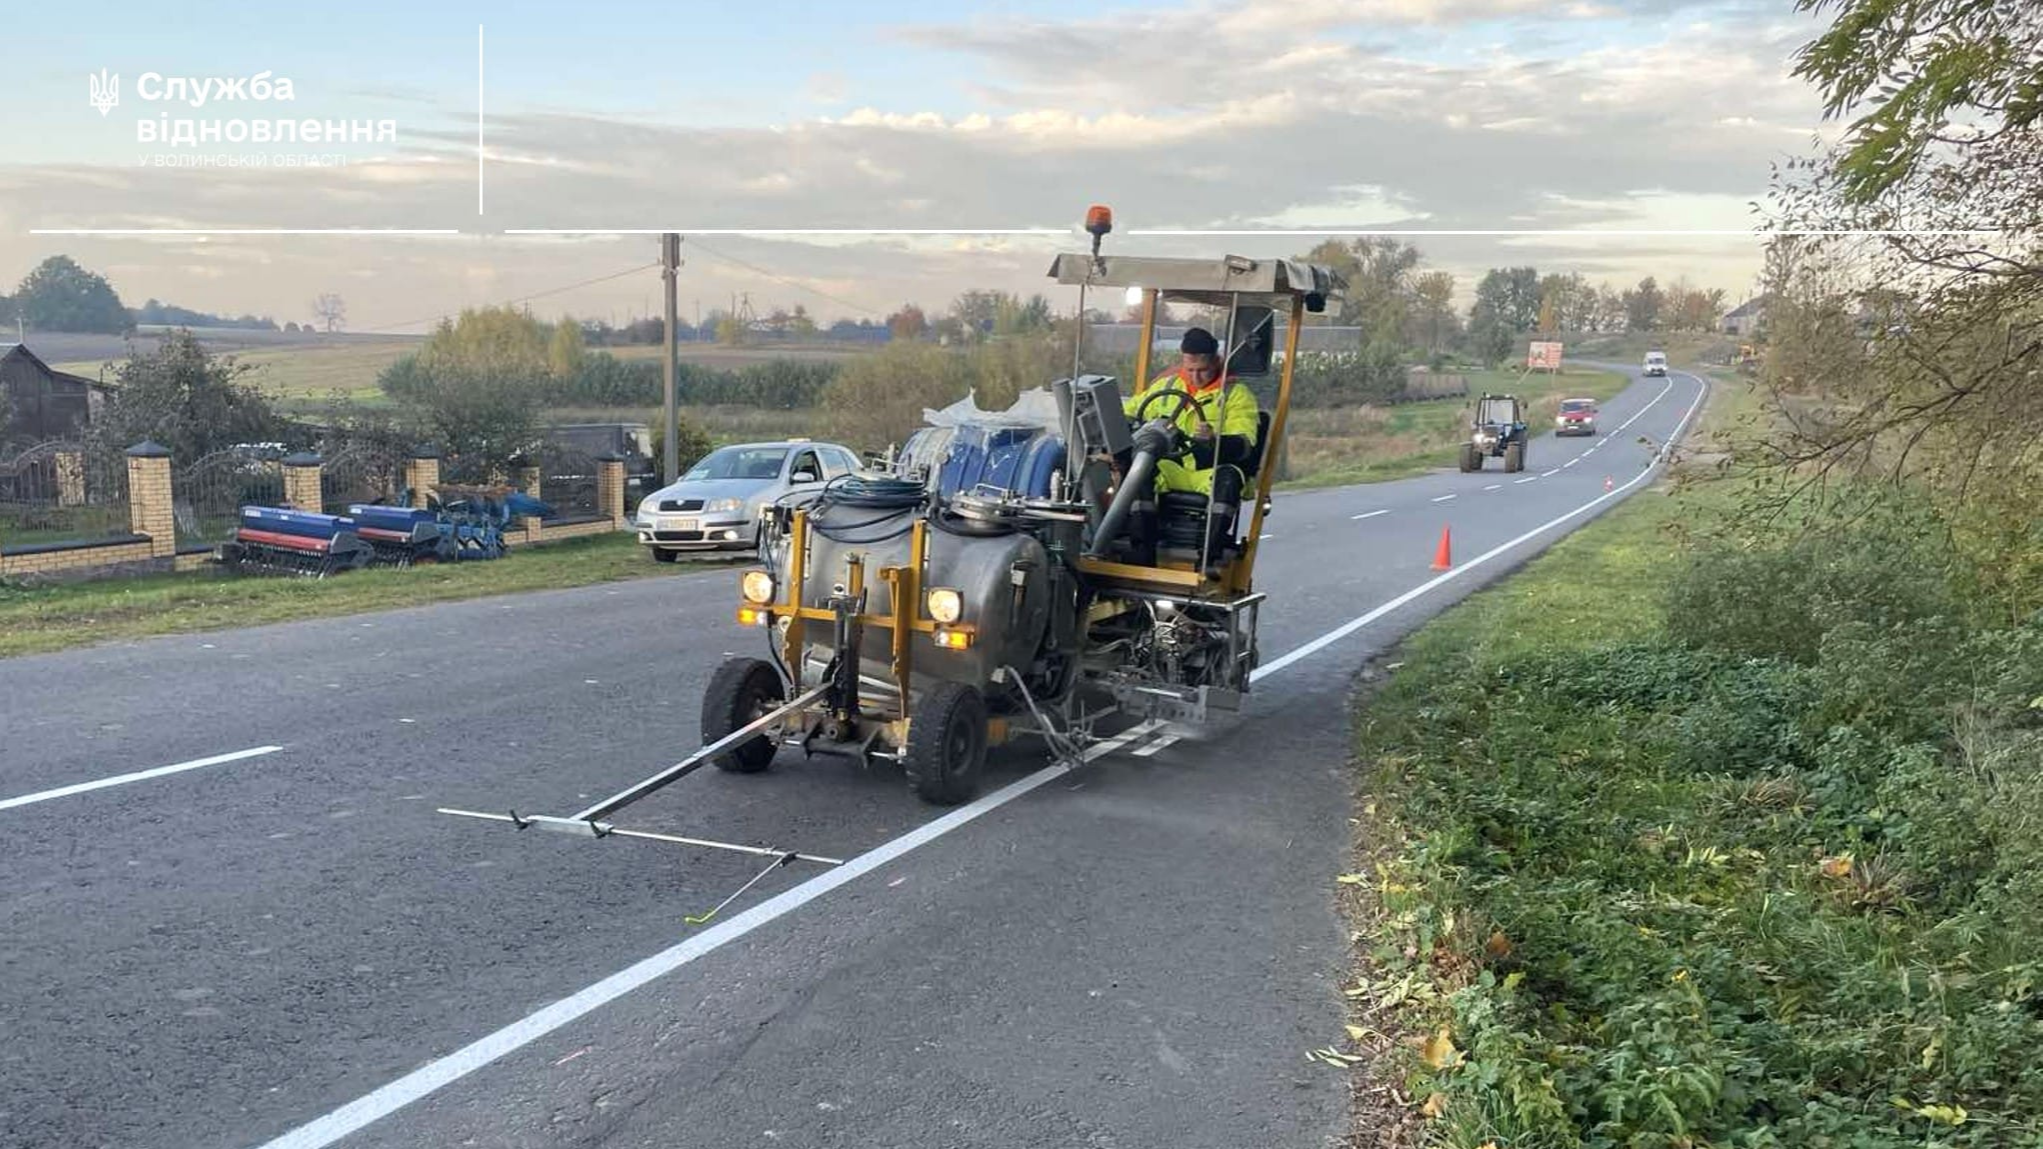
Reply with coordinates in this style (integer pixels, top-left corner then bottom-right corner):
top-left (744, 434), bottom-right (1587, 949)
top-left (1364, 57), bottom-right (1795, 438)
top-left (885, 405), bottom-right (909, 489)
top-left (651, 547), bottom-right (679, 564)
top-left (1504, 442), bottom-right (1525, 473)
top-left (1458, 443), bottom-right (1481, 473)
top-left (905, 681), bottom-right (988, 806)
top-left (701, 658), bottom-right (785, 773)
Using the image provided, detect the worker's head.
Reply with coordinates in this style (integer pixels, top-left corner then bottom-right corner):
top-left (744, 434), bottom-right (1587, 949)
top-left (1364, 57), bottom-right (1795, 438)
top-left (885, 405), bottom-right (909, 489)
top-left (1178, 327), bottom-right (1222, 387)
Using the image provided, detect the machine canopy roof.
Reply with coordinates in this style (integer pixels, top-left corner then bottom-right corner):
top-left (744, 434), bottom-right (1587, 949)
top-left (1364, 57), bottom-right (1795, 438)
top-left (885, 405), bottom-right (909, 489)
top-left (1046, 254), bottom-right (1347, 310)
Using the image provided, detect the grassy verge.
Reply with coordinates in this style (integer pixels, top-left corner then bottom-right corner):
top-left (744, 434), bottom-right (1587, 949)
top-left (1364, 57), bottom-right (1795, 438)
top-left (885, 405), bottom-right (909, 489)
top-left (1278, 367), bottom-right (1628, 490)
top-left (0, 531), bottom-right (704, 660)
top-left (1339, 388), bottom-right (2043, 1145)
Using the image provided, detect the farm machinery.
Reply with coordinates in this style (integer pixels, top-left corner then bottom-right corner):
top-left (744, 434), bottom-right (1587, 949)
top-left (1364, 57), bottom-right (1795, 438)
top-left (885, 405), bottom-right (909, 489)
top-left (217, 487), bottom-right (551, 576)
top-left (1458, 393), bottom-right (1530, 473)
top-left (440, 206), bottom-right (1348, 887)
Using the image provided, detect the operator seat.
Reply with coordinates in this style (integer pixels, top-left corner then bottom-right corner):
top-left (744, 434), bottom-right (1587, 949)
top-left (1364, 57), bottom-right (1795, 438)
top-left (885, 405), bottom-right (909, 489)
top-left (1154, 409), bottom-right (1272, 557)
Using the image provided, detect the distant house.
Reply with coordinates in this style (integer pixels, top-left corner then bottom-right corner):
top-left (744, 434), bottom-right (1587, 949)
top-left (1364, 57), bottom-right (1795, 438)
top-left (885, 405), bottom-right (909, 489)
top-left (0, 343), bottom-right (115, 446)
top-left (1720, 297), bottom-right (1769, 338)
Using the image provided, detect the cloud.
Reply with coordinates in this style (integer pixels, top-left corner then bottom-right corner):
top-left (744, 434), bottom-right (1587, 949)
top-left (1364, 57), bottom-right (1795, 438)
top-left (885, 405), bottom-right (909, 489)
top-left (0, 0), bottom-right (1826, 324)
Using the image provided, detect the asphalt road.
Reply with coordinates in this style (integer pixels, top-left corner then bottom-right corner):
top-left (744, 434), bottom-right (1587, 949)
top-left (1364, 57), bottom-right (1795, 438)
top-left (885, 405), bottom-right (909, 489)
top-left (0, 368), bottom-right (1706, 1149)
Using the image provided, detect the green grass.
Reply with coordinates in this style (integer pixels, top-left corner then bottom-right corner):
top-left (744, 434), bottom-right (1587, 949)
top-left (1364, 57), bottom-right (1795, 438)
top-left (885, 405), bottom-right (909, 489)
top-left (0, 531), bottom-right (708, 660)
top-left (1338, 380), bottom-right (2043, 1147)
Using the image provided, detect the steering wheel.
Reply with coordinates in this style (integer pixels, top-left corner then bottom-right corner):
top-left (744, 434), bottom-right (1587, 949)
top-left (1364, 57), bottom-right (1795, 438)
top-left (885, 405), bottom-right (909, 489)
top-left (1132, 388), bottom-right (1208, 460)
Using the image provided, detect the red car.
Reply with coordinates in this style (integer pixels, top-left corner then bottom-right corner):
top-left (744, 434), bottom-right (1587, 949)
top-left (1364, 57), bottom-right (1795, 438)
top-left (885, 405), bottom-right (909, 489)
top-left (1555, 397), bottom-right (1599, 436)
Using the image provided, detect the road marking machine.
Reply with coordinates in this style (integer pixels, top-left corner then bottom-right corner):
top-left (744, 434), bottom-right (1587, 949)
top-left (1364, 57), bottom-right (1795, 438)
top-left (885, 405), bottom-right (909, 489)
top-left (442, 207), bottom-right (1346, 904)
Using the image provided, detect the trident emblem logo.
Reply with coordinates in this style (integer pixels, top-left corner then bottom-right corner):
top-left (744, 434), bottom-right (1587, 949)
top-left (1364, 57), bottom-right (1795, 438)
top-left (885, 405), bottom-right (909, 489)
top-left (89, 69), bottom-right (119, 116)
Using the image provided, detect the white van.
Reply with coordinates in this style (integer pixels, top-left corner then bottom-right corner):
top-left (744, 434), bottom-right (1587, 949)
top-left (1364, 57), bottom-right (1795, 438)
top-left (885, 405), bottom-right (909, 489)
top-left (1643, 351), bottom-right (1668, 377)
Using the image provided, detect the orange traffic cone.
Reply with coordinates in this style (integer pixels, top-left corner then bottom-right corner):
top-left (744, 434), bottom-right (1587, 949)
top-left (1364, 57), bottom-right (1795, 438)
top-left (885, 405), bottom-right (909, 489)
top-left (1431, 525), bottom-right (1453, 571)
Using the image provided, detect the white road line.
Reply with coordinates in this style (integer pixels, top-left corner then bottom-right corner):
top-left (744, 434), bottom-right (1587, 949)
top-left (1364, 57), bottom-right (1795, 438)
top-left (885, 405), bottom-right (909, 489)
top-left (1513, 477), bottom-right (1538, 485)
top-left (1542, 469), bottom-right (1560, 477)
top-left (1351, 510), bottom-right (1389, 520)
top-left (0, 746), bottom-right (283, 813)
top-left (1483, 484), bottom-right (1502, 492)
top-left (1564, 458), bottom-right (1580, 468)
top-left (253, 372), bottom-right (1710, 1149)
top-left (1130, 734), bottom-right (1181, 759)
top-left (1431, 494), bottom-right (1456, 503)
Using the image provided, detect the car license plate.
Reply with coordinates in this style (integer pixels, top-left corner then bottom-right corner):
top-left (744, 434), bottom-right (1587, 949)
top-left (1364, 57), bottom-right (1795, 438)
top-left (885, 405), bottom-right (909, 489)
top-left (661, 517), bottom-right (697, 531)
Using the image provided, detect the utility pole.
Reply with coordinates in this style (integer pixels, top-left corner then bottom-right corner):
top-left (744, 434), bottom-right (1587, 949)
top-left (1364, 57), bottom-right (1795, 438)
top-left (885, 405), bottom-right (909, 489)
top-left (661, 233), bottom-right (682, 485)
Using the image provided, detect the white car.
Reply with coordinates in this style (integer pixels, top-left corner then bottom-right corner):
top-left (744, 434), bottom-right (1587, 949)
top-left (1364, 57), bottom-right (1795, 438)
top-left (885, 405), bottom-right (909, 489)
top-left (634, 439), bottom-right (863, 561)
top-left (1643, 351), bottom-right (1668, 377)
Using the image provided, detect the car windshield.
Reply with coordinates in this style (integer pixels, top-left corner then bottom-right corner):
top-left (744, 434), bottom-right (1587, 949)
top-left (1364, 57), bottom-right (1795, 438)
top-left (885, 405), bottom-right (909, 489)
top-left (1560, 399), bottom-right (1596, 412)
top-left (684, 447), bottom-right (787, 481)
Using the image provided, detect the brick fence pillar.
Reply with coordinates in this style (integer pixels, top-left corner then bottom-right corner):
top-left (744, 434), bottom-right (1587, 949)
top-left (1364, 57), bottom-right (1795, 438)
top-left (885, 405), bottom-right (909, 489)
top-left (405, 447), bottom-right (440, 509)
top-left (512, 457), bottom-right (544, 544)
top-left (598, 454), bottom-right (626, 527)
top-left (125, 441), bottom-right (176, 558)
top-left (55, 450), bottom-right (86, 508)
top-left (282, 452), bottom-right (323, 511)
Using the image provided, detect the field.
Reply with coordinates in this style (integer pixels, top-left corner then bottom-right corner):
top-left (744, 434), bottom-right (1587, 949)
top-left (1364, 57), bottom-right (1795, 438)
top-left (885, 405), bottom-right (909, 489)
top-left (52, 334), bottom-right (873, 409)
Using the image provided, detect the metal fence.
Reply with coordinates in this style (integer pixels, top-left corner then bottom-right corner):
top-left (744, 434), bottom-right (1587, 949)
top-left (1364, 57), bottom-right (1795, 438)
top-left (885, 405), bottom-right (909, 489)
top-left (539, 444), bottom-right (602, 520)
top-left (438, 453), bottom-right (493, 489)
top-left (175, 447), bottom-right (285, 543)
top-left (0, 440), bottom-right (131, 546)
top-left (319, 440), bottom-right (408, 514)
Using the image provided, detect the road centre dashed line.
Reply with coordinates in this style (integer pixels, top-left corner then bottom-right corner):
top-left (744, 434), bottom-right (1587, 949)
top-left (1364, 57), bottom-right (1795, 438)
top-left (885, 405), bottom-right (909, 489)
top-left (1484, 484), bottom-right (1502, 491)
top-left (0, 746), bottom-right (283, 813)
top-left (1351, 510), bottom-right (1389, 520)
top-left (1564, 458), bottom-right (1580, 468)
top-left (1514, 477), bottom-right (1539, 484)
top-left (1431, 494), bottom-right (1456, 502)
top-left (250, 370), bottom-right (1710, 1149)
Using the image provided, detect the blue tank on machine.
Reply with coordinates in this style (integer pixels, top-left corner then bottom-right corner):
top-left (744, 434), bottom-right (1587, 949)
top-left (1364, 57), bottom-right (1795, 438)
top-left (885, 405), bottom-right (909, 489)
top-left (933, 424), bottom-right (1066, 500)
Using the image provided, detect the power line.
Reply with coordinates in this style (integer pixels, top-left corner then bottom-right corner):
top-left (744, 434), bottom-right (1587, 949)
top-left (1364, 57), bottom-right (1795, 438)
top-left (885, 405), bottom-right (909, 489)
top-left (366, 261), bottom-right (661, 332)
top-left (683, 238), bottom-right (887, 318)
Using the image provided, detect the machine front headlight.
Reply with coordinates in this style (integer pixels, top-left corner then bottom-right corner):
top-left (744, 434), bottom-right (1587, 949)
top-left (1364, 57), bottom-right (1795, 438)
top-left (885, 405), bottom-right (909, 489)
top-left (926, 587), bottom-right (964, 624)
top-left (741, 570), bottom-right (776, 604)
top-left (705, 498), bottom-right (744, 515)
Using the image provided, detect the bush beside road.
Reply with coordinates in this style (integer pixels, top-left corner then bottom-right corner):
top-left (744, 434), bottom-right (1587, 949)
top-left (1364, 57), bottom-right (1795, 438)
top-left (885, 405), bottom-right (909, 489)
top-left (1341, 383), bottom-right (2043, 1146)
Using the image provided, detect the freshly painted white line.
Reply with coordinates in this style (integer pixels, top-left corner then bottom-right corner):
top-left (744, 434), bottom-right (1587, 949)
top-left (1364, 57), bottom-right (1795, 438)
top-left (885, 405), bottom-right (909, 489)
top-left (1484, 484), bottom-right (1502, 492)
top-left (1431, 494), bottom-right (1456, 503)
top-left (1564, 458), bottom-right (1580, 468)
top-left (1542, 469), bottom-right (1561, 477)
top-left (1130, 734), bottom-right (1182, 759)
top-left (253, 372), bottom-right (1709, 1149)
top-left (1258, 534), bottom-right (1273, 541)
top-left (0, 746), bottom-right (284, 813)
top-left (1351, 510), bottom-right (1389, 520)
top-left (1513, 477), bottom-right (1539, 485)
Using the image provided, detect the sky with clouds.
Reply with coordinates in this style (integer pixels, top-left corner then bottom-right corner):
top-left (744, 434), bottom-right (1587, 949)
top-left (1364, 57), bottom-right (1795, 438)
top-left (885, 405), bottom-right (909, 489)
top-left (1, 0), bottom-right (1839, 333)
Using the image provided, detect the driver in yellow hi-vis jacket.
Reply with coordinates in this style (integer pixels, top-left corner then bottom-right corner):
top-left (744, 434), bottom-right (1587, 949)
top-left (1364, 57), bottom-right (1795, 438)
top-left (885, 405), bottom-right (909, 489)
top-left (1122, 327), bottom-right (1260, 570)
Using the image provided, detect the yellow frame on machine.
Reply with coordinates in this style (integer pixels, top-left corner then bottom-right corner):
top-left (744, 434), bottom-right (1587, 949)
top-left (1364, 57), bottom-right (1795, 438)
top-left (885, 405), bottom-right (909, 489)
top-left (742, 511), bottom-right (975, 717)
